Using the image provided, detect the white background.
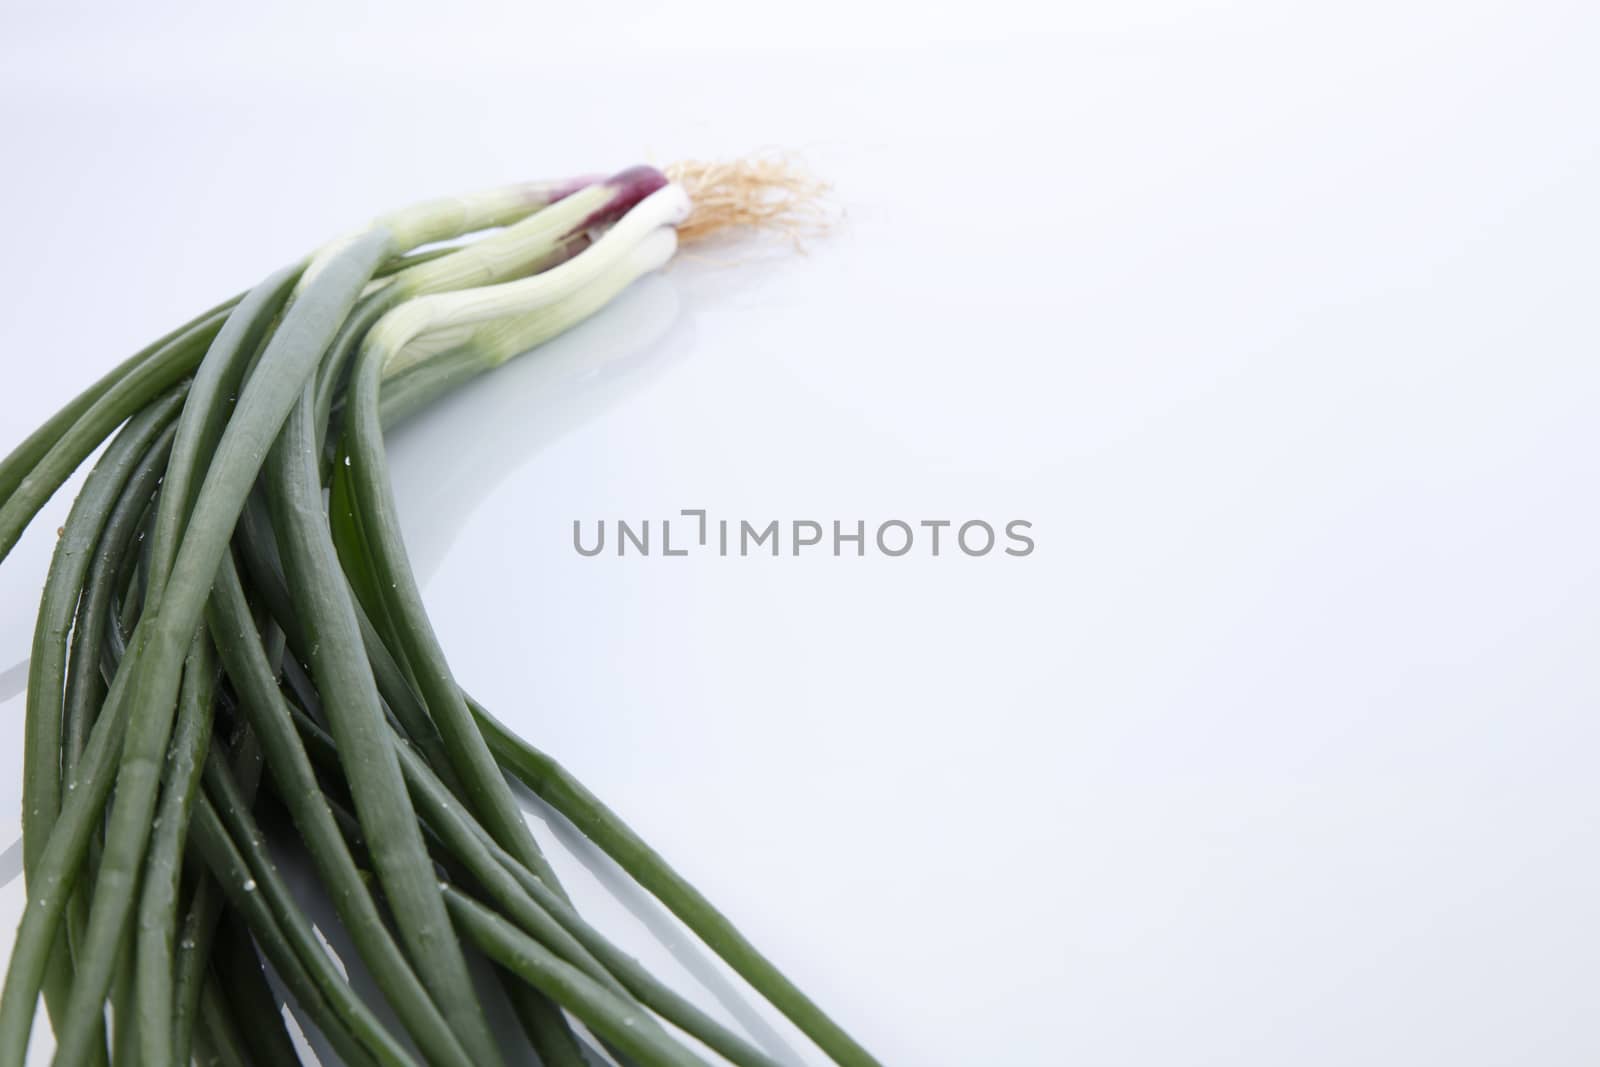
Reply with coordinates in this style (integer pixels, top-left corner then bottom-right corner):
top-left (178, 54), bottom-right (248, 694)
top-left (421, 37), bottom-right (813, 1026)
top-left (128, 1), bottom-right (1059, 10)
top-left (3, 2), bottom-right (1599, 1064)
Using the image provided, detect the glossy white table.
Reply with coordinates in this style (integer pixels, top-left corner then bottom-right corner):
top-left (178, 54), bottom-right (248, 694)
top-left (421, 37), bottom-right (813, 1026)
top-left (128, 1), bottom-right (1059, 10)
top-left (3, 3), bottom-right (1598, 1063)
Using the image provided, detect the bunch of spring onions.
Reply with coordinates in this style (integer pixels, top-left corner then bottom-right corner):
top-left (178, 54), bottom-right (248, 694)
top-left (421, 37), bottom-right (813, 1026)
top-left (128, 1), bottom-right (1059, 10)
top-left (0, 160), bottom-right (871, 1067)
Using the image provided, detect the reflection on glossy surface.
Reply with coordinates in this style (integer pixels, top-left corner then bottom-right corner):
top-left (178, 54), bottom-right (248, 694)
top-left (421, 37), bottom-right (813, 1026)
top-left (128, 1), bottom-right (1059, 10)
top-left (385, 273), bottom-right (690, 588)
top-left (0, 837), bottom-right (18, 890)
top-left (0, 660), bottom-right (25, 704)
top-left (1, 661), bottom-right (25, 887)
top-left (529, 784), bottom-right (808, 1067)
top-left (259, 805), bottom-right (555, 1066)
top-left (377, 272), bottom-right (809, 1061)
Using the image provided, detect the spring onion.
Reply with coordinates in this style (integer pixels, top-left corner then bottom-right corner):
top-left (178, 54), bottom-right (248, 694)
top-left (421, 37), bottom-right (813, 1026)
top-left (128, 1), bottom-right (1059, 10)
top-left (0, 157), bottom-right (877, 1067)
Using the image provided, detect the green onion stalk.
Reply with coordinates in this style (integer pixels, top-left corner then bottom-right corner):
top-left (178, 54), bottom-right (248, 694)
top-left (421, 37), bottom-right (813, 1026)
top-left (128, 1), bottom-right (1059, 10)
top-left (0, 158), bottom-right (878, 1067)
